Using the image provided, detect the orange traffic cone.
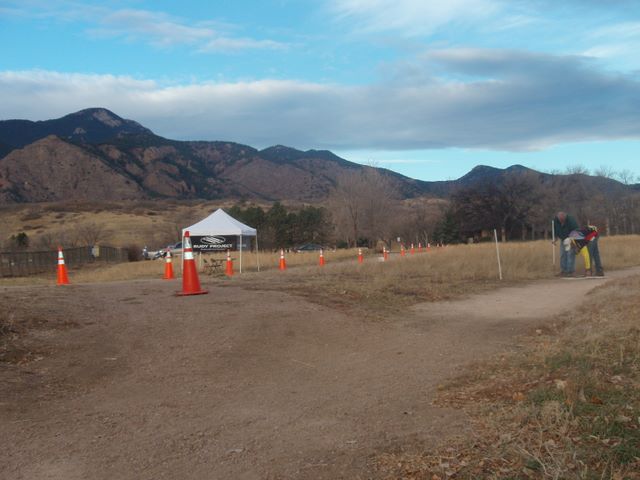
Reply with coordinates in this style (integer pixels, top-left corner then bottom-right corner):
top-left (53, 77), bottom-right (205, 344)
top-left (225, 249), bottom-right (234, 277)
top-left (279, 249), bottom-right (287, 271)
top-left (418, 242), bottom-right (422, 253)
top-left (319, 249), bottom-right (325, 267)
top-left (177, 231), bottom-right (208, 296)
top-left (358, 248), bottom-right (364, 264)
top-left (383, 246), bottom-right (388, 261)
top-left (400, 245), bottom-right (406, 257)
top-left (410, 243), bottom-right (415, 255)
top-left (56, 247), bottom-right (70, 285)
top-left (163, 249), bottom-right (174, 280)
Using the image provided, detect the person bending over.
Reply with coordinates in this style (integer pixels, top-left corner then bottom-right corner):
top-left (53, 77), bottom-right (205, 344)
top-left (553, 211), bottom-right (578, 277)
top-left (569, 226), bottom-right (604, 277)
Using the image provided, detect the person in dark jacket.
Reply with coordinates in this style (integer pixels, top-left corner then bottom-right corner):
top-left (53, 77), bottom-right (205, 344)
top-left (553, 211), bottom-right (578, 276)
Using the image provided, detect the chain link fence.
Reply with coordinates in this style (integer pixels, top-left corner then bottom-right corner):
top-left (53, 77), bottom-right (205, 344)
top-left (0, 246), bottom-right (129, 278)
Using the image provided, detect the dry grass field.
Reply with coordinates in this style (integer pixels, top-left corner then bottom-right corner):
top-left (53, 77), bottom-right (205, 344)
top-left (0, 200), bottom-right (240, 248)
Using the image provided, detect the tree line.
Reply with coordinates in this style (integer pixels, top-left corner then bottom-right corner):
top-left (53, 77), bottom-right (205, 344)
top-left (449, 168), bottom-right (640, 243)
top-left (4, 165), bottom-right (638, 252)
top-left (196, 165), bottom-right (640, 248)
top-left (327, 165), bottom-right (640, 246)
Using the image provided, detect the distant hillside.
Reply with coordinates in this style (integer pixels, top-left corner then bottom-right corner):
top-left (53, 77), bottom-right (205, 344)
top-left (455, 164), bottom-right (637, 198)
top-left (0, 108), bottom-right (636, 203)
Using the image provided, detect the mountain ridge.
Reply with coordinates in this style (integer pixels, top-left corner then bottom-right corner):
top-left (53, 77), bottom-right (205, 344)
top-left (0, 108), bottom-right (151, 152)
top-left (0, 109), bottom-right (636, 203)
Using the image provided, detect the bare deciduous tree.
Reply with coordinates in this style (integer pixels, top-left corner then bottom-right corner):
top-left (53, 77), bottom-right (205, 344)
top-left (392, 199), bottom-right (445, 246)
top-left (328, 168), bottom-right (398, 247)
top-left (75, 222), bottom-right (111, 246)
top-left (565, 165), bottom-right (590, 175)
top-left (615, 169), bottom-right (636, 185)
top-left (594, 165), bottom-right (616, 179)
top-left (36, 232), bottom-right (56, 250)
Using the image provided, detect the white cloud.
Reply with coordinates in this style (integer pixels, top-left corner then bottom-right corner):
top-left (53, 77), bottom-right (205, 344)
top-left (92, 9), bottom-right (213, 47)
top-left (591, 21), bottom-right (640, 40)
top-left (328, 0), bottom-right (501, 35)
top-left (87, 8), bottom-right (291, 52)
top-left (2, 49), bottom-right (640, 150)
top-left (0, 2), bottom-right (287, 53)
top-left (91, 8), bottom-right (289, 52)
top-left (582, 21), bottom-right (640, 66)
top-left (583, 44), bottom-right (629, 59)
top-left (199, 37), bottom-right (289, 53)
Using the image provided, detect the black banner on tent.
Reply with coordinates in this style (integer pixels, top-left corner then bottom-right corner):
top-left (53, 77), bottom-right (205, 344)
top-left (190, 235), bottom-right (238, 252)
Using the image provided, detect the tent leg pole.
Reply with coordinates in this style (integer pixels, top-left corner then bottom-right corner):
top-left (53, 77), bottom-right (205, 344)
top-left (240, 234), bottom-right (243, 274)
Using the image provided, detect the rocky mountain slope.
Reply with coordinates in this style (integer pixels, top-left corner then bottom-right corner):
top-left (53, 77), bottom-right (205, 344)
top-left (0, 109), bottom-right (432, 203)
top-left (0, 108), bottom-right (635, 203)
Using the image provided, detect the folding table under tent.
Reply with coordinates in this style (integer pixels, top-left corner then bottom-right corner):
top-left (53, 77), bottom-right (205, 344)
top-left (181, 208), bottom-right (259, 273)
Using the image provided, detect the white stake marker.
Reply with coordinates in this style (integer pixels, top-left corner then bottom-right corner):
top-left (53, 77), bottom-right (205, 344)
top-left (494, 228), bottom-right (503, 280)
top-left (551, 219), bottom-right (556, 266)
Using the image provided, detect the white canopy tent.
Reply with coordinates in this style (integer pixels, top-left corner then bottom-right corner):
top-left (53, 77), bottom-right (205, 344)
top-left (182, 208), bottom-right (259, 273)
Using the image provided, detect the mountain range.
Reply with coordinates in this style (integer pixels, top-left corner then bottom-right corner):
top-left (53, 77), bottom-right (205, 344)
top-left (0, 108), bottom-right (635, 203)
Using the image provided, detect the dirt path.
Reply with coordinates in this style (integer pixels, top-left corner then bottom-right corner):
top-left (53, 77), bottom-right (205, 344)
top-left (412, 268), bottom-right (639, 322)
top-left (2, 268), bottom-right (639, 479)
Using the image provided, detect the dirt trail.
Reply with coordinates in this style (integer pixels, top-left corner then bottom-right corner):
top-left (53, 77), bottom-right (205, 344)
top-left (2, 267), bottom-right (639, 480)
top-left (413, 267), bottom-right (640, 322)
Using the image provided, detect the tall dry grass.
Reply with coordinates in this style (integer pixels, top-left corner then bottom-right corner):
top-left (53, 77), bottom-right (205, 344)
top-left (3, 237), bottom-right (639, 308)
top-left (0, 248), bottom-right (358, 285)
top-left (68, 248), bottom-right (357, 283)
top-left (238, 236), bottom-right (640, 311)
top-left (196, 248), bottom-right (358, 272)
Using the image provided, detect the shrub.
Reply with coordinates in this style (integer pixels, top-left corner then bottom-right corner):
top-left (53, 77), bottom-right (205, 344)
top-left (20, 211), bottom-right (43, 221)
top-left (126, 244), bottom-right (142, 262)
top-left (6, 232), bottom-right (30, 250)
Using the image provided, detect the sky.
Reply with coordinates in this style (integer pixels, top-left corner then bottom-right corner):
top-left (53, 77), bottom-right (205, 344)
top-left (1, 0), bottom-right (640, 182)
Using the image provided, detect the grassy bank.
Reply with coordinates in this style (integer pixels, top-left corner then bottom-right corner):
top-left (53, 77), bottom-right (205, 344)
top-left (374, 275), bottom-right (640, 479)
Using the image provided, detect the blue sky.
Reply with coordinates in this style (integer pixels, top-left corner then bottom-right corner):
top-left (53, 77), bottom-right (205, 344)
top-left (1, 0), bottom-right (640, 182)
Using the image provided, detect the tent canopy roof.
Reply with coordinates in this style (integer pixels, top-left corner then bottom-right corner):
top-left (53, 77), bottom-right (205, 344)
top-left (182, 208), bottom-right (257, 237)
